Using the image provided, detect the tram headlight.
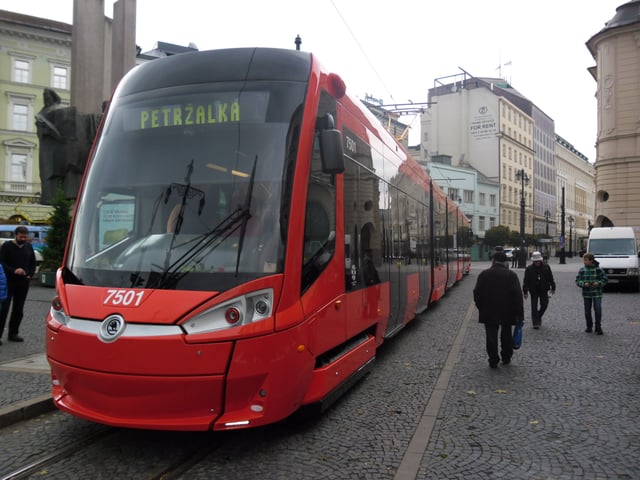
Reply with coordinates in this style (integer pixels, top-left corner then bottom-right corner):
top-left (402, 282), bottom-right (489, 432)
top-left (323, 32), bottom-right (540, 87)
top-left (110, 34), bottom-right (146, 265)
top-left (183, 288), bottom-right (274, 335)
top-left (50, 296), bottom-right (71, 326)
top-left (254, 298), bottom-right (269, 316)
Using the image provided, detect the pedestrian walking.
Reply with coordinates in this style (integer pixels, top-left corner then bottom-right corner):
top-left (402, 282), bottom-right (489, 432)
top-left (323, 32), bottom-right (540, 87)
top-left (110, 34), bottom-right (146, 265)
top-left (473, 251), bottom-right (524, 368)
top-left (492, 245), bottom-right (509, 267)
top-left (522, 251), bottom-right (556, 329)
top-left (575, 252), bottom-right (608, 334)
top-left (511, 248), bottom-right (518, 268)
top-left (0, 225), bottom-right (36, 343)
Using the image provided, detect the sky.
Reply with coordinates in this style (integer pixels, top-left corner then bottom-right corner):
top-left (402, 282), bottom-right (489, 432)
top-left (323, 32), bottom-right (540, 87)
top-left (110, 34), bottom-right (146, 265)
top-left (2, 0), bottom-right (626, 162)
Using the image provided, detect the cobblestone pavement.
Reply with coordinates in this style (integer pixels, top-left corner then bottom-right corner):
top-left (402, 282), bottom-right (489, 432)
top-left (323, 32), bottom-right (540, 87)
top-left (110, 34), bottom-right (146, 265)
top-left (0, 281), bottom-right (53, 419)
top-left (1, 258), bottom-right (639, 479)
top-left (414, 259), bottom-right (640, 479)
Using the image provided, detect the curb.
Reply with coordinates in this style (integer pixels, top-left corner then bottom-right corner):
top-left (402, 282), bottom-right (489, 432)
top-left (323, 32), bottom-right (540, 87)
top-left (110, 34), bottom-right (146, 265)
top-left (0, 394), bottom-right (56, 429)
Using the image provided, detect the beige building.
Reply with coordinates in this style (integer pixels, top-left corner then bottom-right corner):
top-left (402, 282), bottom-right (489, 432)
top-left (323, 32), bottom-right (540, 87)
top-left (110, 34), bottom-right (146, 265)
top-left (555, 135), bottom-right (595, 254)
top-left (587, 1), bottom-right (640, 230)
top-left (498, 96), bottom-right (534, 235)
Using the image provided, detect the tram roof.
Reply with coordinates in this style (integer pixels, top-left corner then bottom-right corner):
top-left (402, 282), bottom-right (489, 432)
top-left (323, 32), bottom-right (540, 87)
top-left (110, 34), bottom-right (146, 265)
top-left (118, 47), bottom-right (313, 96)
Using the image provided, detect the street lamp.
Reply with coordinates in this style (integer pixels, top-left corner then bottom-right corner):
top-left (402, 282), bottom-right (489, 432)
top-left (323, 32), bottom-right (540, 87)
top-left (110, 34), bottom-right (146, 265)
top-left (515, 168), bottom-right (529, 268)
top-left (559, 186), bottom-right (566, 264)
top-left (568, 215), bottom-right (574, 258)
top-left (544, 209), bottom-right (551, 237)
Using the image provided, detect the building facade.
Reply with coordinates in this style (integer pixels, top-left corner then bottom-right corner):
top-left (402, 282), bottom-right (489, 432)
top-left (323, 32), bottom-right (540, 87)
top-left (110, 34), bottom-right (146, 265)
top-left (532, 105), bottom-right (557, 237)
top-left (421, 72), bottom-right (535, 238)
top-left (420, 69), bottom-right (594, 253)
top-left (555, 135), bottom-right (595, 255)
top-left (587, 0), bottom-right (640, 231)
top-left (0, 10), bottom-right (71, 223)
top-left (425, 157), bottom-right (499, 260)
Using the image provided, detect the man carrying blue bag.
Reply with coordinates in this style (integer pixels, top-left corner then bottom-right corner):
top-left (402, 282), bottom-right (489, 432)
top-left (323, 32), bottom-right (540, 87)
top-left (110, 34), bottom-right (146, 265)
top-left (474, 251), bottom-right (525, 368)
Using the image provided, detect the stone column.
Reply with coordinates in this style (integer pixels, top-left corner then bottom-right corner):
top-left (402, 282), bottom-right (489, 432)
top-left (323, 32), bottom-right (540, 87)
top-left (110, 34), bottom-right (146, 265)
top-left (71, 0), bottom-right (106, 115)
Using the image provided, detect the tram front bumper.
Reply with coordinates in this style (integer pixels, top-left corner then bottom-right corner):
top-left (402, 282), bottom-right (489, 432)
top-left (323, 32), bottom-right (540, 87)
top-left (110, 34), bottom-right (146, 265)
top-left (50, 359), bottom-right (224, 431)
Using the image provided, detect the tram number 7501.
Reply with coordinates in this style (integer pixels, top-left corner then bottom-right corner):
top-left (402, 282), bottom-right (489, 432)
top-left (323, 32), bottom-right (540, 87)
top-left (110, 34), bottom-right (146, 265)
top-left (104, 289), bottom-right (145, 307)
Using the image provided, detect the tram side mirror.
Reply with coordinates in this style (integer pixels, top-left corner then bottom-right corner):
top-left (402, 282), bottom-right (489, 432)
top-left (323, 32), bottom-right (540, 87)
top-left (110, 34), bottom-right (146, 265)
top-left (317, 113), bottom-right (344, 174)
top-left (319, 129), bottom-right (344, 174)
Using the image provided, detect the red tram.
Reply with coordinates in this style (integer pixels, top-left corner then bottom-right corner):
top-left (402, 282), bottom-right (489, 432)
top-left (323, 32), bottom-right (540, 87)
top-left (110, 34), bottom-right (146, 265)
top-left (45, 47), bottom-right (470, 431)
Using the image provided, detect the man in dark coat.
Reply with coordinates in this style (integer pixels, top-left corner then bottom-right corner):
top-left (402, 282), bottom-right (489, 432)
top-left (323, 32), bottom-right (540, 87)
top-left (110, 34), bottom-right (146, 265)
top-left (0, 226), bottom-right (36, 342)
top-left (474, 251), bottom-right (524, 368)
top-left (522, 251), bottom-right (556, 329)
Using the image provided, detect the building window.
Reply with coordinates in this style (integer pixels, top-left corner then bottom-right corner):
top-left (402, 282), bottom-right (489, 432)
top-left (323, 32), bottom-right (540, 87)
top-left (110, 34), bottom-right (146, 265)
top-left (10, 153), bottom-right (28, 183)
top-left (12, 103), bottom-right (29, 131)
top-left (52, 66), bottom-right (69, 89)
top-left (490, 194), bottom-right (496, 207)
top-left (7, 94), bottom-right (34, 132)
top-left (448, 188), bottom-right (459, 202)
top-left (479, 192), bottom-right (486, 206)
top-left (490, 217), bottom-right (496, 228)
top-left (479, 216), bottom-right (485, 231)
top-left (463, 190), bottom-right (473, 203)
top-left (13, 59), bottom-right (31, 83)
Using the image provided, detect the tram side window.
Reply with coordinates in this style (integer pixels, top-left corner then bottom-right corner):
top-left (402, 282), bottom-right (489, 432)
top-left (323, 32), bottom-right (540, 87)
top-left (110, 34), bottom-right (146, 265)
top-left (301, 91), bottom-right (337, 293)
top-left (416, 203), bottom-right (429, 264)
top-left (434, 203), bottom-right (445, 266)
top-left (448, 207), bottom-right (457, 258)
top-left (342, 126), bottom-right (384, 290)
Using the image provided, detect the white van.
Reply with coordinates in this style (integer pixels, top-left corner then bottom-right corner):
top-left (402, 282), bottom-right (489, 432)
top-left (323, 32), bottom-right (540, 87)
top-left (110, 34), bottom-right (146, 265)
top-left (586, 227), bottom-right (640, 291)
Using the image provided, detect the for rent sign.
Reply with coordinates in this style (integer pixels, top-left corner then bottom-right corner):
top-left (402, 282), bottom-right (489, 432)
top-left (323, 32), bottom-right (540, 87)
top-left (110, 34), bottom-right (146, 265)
top-left (469, 106), bottom-right (497, 140)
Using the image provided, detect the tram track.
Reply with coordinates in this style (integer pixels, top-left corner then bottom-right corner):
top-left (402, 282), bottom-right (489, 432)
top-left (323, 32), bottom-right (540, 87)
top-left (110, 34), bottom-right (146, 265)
top-left (0, 426), bottom-right (115, 480)
top-left (0, 410), bottom-right (224, 480)
top-left (145, 440), bottom-right (220, 480)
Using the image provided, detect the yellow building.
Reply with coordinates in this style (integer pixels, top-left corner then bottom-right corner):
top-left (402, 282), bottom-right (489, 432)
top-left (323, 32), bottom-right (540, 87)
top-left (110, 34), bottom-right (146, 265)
top-left (0, 10), bottom-right (71, 224)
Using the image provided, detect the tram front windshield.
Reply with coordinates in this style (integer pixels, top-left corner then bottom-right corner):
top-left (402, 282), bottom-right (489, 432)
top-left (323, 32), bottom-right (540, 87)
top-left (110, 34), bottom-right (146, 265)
top-left (66, 81), bottom-right (306, 291)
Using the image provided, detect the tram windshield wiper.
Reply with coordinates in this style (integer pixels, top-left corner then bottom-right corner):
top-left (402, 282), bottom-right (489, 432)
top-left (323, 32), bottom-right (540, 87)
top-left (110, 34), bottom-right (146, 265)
top-left (233, 155), bottom-right (258, 276)
top-left (148, 205), bottom-right (251, 289)
top-left (153, 155), bottom-right (258, 289)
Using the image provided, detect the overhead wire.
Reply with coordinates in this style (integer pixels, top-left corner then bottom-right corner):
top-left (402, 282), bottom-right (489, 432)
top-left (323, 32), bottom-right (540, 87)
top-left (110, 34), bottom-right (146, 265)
top-left (329, 0), bottom-right (395, 102)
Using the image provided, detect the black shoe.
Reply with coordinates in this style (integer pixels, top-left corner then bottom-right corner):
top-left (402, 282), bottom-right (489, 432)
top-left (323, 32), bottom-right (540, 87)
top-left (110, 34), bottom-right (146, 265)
top-left (8, 335), bottom-right (24, 342)
top-left (595, 329), bottom-right (603, 335)
top-left (533, 325), bottom-right (540, 330)
top-left (502, 358), bottom-right (511, 365)
top-left (585, 328), bottom-right (592, 333)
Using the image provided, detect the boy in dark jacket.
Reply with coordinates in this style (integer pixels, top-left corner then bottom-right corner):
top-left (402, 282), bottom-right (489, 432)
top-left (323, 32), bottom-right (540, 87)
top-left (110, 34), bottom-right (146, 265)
top-left (522, 251), bottom-right (556, 329)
